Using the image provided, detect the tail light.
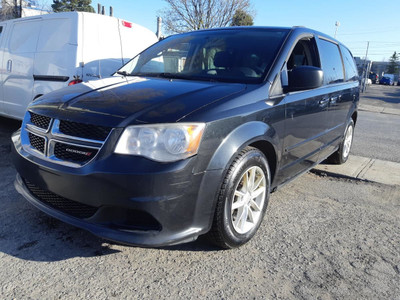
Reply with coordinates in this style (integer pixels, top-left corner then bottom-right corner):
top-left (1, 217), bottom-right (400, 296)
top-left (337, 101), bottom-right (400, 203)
top-left (68, 79), bottom-right (83, 86)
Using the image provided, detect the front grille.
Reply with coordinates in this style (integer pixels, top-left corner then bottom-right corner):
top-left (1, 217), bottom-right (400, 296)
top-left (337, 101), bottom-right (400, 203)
top-left (24, 179), bottom-right (97, 219)
top-left (30, 112), bottom-right (51, 130)
top-left (23, 110), bottom-right (111, 167)
top-left (29, 132), bottom-right (45, 153)
top-left (59, 120), bottom-right (112, 141)
top-left (53, 143), bottom-right (98, 163)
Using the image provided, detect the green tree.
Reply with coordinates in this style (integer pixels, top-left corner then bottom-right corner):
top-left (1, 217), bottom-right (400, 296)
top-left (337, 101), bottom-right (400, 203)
top-left (230, 9), bottom-right (253, 26)
top-left (52, 0), bottom-right (95, 13)
top-left (387, 51), bottom-right (399, 74)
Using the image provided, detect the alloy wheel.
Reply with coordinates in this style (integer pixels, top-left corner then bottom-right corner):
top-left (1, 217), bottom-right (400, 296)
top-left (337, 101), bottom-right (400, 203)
top-left (231, 166), bottom-right (266, 234)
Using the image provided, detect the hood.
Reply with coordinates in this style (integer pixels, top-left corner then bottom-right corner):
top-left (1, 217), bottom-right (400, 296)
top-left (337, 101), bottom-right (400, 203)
top-left (30, 76), bottom-right (246, 127)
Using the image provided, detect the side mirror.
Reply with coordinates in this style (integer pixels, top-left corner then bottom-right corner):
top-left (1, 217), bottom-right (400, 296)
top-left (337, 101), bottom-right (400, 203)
top-left (286, 66), bottom-right (323, 92)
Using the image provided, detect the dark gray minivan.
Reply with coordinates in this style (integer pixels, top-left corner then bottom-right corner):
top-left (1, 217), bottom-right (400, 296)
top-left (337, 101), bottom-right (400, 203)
top-left (12, 27), bottom-right (359, 248)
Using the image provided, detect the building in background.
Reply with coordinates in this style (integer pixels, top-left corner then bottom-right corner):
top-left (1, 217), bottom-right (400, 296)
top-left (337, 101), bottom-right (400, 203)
top-left (370, 61), bottom-right (389, 79)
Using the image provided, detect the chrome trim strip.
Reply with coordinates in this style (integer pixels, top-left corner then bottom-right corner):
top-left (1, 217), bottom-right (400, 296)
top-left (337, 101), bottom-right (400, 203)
top-left (26, 123), bottom-right (49, 134)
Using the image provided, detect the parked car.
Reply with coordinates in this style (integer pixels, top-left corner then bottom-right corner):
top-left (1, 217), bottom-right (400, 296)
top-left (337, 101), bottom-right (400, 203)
top-left (369, 72), bottom-right (379, 84)
top-left (379, 74), bottom-right (395, 85)
top-left (0, 11), bottom-right (158, 120)
top-left (12, 27), bottom-right (360, 249)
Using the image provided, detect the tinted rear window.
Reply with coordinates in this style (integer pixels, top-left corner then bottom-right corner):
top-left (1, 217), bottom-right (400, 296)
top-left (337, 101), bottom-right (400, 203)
top-left (340, 45), bottom-right (358, 81)
top-left (318, 39), bottom-right (345, 84)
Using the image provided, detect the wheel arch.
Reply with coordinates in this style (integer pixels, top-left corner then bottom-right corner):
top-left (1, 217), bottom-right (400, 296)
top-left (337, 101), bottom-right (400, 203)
top-left (351, 110), bottom-right (358, 126)
top-left (248, 140), bottom-right (277, 185)
top-left (196, 121), bottom-right (279, 238)
top-left (205, 121), bottom-right (279, 185)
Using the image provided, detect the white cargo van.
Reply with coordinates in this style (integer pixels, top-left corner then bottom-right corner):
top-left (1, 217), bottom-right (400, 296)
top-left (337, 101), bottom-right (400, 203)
top-left (0, 12), bottom-right (158, 120)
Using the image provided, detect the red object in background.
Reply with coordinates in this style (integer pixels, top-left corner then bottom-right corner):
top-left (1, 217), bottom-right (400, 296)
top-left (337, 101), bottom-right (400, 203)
top-left (122, 21), bottom-right (132, 28)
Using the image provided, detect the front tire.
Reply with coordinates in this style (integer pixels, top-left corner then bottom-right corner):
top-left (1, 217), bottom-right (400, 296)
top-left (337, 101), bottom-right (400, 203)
top-left (208, 146), bottom-right (270, 249)
top-left (328, 119), bottom-right (354, 164)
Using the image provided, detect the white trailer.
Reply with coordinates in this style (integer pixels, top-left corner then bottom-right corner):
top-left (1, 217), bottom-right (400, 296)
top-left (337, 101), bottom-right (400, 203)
top-left (0, 11), bottom-right (158, 120)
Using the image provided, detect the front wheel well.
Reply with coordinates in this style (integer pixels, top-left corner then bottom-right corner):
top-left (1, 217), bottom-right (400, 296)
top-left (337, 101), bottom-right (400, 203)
top-left (351, 111), bottom-right (358, 126)
top-left (249, 140), bottom-right (277, 184)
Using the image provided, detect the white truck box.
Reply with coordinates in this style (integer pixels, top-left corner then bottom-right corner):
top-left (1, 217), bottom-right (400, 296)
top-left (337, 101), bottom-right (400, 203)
top-left (0, 11), bottom-right (158, 120)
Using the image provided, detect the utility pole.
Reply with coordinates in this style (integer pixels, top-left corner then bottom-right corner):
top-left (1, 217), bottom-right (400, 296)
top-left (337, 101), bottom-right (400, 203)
top-left (362, 41), bottom-right (370, 92)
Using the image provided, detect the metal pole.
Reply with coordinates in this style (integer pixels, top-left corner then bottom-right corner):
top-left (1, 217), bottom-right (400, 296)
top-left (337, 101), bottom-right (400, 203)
top-left (334, 21), bottom-right (340, 39)
top-left (156, 17), bottom-right (162, 39)
top-left (362, 41), bottom-right (370, 92)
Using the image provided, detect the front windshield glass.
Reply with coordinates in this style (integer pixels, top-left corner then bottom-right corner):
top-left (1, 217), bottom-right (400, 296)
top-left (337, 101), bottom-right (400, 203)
top-left (117, 28), bottom-right (289, 84)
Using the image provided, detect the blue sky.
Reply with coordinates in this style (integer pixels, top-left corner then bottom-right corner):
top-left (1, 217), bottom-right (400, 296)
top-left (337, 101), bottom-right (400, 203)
top-left (45, 0), bottom-right (400, 62)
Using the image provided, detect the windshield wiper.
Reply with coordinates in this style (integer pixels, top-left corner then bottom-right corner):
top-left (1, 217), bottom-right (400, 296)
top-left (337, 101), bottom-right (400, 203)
top-left (130, 72), bottom-right (191, 80)
top-left (116, 71), bottom-right (132, 76)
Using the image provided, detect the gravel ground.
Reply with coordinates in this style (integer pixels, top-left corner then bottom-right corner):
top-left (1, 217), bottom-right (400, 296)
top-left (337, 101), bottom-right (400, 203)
top-left (1, 116), bottom-right (399, 299)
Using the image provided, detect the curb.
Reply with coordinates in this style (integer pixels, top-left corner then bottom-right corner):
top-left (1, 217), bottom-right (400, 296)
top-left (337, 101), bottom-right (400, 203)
top-left (312, 155), bottom-right (400, 186)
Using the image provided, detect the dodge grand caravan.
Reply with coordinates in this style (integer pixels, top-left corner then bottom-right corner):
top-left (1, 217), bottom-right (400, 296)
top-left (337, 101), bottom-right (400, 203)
top-left (12, 27), bottom-right (359, 249)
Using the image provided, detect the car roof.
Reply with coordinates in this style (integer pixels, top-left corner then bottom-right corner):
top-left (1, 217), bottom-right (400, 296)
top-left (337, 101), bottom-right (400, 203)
top-left (173, 26), bottom-right (343, 46)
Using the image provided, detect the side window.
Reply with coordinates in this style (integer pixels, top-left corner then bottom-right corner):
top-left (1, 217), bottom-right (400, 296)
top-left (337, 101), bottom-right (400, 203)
top-left (318, 39), bottom-right (344, 84)
top-left (281, 37), bottom-right (320, 87)
top-left (9, 20), bottom-right (41, 53)
top-left (37, 19), bottom-right (73, 52)
top-left (340, 45), bottom-right (358, 81)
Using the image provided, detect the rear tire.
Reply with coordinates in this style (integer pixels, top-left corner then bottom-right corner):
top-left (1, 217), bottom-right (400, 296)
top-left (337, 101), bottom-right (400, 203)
top-left (208, 146), bottom-right (270, 249)
top-left (327, 119), bottom-right (354, 164)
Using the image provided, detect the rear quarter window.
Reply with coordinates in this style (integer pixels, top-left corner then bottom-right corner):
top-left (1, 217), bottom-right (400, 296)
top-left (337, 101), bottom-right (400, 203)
top-left (340, 45), bottom-right (358, 81)
top-left (318, 38), bottom-right (344, 84)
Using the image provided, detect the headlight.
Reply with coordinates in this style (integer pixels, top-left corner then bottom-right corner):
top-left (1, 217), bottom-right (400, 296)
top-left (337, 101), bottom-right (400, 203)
top-left (114, 123), bottom-right (205, 162)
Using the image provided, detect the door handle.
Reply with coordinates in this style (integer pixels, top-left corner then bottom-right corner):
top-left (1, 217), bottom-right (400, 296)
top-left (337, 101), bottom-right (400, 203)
top-left (319, 98), bottom-right (329, 106)
top-left (7, 60), bottom-right (12, 72)
top-left (330, 96), bottom-right (338, 104)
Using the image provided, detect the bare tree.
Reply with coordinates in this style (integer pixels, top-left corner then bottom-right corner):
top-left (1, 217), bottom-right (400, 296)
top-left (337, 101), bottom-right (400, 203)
top-left (1, 0), bottom-right (20, 20)
top-left (161, 0), bottom-right (253, 34)
top-left (1, 0), bottom-right (50, 20)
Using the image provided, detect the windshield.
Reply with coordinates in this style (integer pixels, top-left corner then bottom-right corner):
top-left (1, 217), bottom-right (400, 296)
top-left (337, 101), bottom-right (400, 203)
top-left (116, 28), bottom-right (289, 84)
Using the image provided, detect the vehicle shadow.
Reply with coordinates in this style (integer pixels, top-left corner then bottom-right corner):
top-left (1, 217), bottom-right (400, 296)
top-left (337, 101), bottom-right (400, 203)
top-left (362, 95), bottom-right (400, 104)
top-left (159, 236), bottom-right (222, 252)
top-left (0, 193), bottom-right (121, 262)
top-left (0, 116), bottom-right (21, 137)
top-left (0, 192), bottom-right (220, 262)
top-left (362, 87), bottom-right (400, 104)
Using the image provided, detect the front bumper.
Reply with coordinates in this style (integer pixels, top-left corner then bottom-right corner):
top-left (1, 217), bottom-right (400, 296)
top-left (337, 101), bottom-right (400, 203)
top-left (12, 130), bottom-right (221, 247)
